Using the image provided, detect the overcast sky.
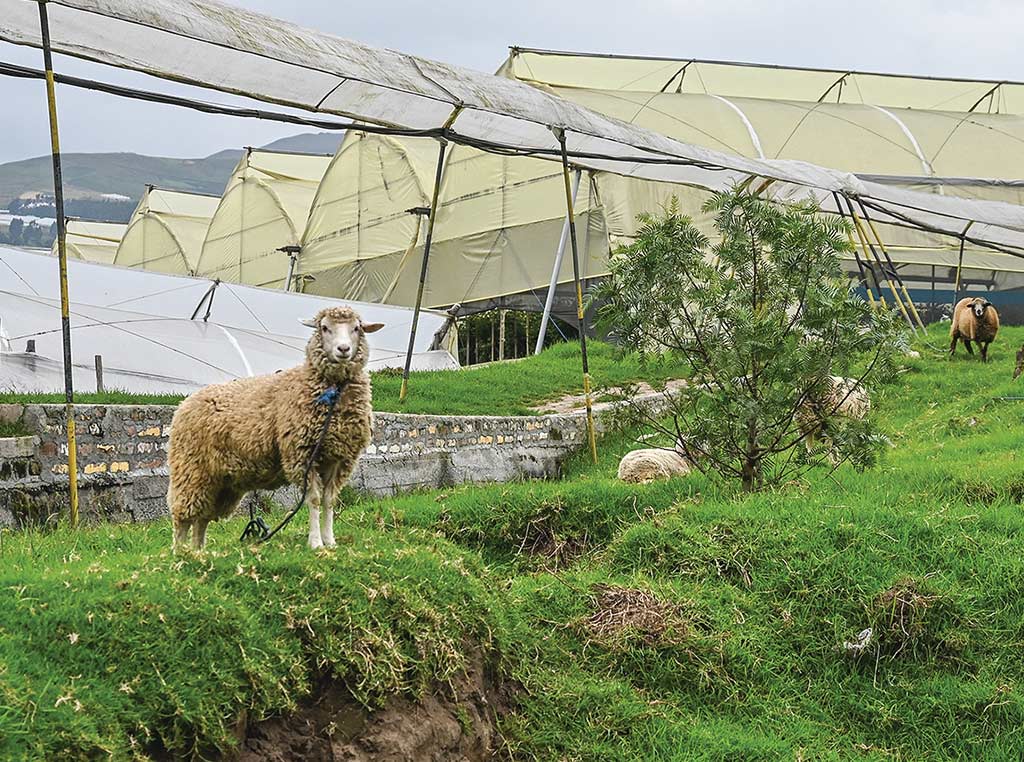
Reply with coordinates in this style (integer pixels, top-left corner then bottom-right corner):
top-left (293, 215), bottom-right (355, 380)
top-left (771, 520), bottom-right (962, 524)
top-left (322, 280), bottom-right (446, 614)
top-left (1, 0), bottom-right (1022, 165)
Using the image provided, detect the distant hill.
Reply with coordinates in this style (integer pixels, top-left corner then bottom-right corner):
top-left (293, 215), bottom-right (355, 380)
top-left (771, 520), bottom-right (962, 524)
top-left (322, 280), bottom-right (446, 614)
top-left (260, 131), bottom-right (344, 155)
top-left (0, 131), bottom-right (345, 210)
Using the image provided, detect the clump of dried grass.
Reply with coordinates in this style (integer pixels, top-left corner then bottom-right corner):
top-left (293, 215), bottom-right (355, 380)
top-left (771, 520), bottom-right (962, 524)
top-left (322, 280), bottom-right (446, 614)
top-left (582, 584), bottom-right (691, 647)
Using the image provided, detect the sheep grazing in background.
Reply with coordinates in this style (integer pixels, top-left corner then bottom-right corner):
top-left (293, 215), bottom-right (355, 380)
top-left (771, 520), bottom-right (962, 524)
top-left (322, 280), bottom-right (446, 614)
top-left (950, 297), bottom-right (1000, 362)
top-left (796, 376), bottom-right (871, 455)
top-left (617, 440), bottom-right (693, 484)
top-left (168, 306), bottom-right (384, 551)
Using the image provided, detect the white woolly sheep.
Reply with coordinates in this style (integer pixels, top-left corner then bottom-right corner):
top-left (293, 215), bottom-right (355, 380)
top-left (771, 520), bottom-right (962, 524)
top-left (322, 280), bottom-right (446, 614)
top-left (950, 296), bottom-right (999, 362)
top-left (796, 375), bottom-right (871, 455)
top-left (167, 306), bottom-right (383, 551)
top-left (617, 440), bottom-right (693, 484)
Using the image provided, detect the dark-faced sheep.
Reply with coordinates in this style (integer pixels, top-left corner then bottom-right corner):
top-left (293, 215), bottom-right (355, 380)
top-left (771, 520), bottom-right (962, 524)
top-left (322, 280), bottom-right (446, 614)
top-left (950, 297), bottom-right (999, 362)
top-left (167, 306), bottom-right (383, 551)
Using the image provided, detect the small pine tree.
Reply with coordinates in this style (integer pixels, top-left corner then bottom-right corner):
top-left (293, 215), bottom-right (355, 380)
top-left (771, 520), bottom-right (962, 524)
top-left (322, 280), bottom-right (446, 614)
top-left (595, 189), bottom-right (905, 492)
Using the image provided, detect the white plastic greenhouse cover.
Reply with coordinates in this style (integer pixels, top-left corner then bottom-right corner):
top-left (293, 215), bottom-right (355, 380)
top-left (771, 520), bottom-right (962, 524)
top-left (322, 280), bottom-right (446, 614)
top-left (0, 247), bottom-right (459, 394)
top-left (113, 187), bottom-right (220, 275)
top-left (196, 149), bottom-right (333, 289)
top-left (3, 0), bottom-right (1024, 255)
top-left (49, 219), bottom-right (124, 264)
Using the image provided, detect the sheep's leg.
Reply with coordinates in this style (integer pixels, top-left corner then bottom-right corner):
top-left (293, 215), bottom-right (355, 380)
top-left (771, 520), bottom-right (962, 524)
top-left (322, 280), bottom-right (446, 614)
top-left (981, 342), bottom-right (990, 362)
top-left (191, 518), bottom-right (210, 551)
top-left (172, 518), bottom-right (191, 551)
top-left (322, 495), bottom-right (337, 548)
top-left (307, 476), bottom-right (324, 550)
top-left (963, 339), bottom-right (974, 355)
top-left (950, 334), bottom-right (958, 356)
top-left (322, 477), bottom-right (344, 548)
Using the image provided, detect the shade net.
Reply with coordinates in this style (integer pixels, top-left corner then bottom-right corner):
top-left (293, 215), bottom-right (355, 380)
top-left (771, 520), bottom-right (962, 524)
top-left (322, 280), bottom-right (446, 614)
top-left (0, 246), bottom-right (459, 394)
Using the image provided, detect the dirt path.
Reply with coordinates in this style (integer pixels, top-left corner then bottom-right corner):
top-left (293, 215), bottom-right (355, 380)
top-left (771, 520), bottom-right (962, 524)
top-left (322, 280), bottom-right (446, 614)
top-left (531, 378), bottom-right (688, 415)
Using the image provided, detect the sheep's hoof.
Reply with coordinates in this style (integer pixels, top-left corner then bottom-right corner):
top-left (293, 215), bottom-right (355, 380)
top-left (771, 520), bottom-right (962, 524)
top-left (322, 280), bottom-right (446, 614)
top-left (309, 539), bottom-right (324, 550)
top-left (323, 538), bottom-right (337, 548)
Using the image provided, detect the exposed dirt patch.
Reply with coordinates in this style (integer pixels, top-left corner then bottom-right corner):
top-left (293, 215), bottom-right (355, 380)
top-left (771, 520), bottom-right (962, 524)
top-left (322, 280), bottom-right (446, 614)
top-left (237, 650), bottom-right (510, 761)
top-left (532, 379), bottom-right (688, 415)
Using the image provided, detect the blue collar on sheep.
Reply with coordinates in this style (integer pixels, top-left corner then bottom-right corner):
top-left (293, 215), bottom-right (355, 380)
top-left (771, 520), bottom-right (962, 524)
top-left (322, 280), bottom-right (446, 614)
top-left (240, 379), bottom-right (350, 543)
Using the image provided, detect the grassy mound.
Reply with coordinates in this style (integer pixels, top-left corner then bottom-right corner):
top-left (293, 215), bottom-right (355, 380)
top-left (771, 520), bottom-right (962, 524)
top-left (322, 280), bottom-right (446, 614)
top-left (0, 523), bottom-right (501, 759)
top-left (2, 324), bottom-right (1024, 759)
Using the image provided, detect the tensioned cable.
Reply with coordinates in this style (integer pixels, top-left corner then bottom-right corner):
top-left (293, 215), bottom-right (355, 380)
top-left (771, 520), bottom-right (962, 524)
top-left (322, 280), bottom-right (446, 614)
top-left (4, 298), bottom-right (241, 376)
top-left (3, 59), bottom-right (1021, 262)
top-left (104, 280), bottom-right (207, 309)
top-left (223, 284), bottom-right (271, 333)
top-left (0, 255), bottom-right (42, 296)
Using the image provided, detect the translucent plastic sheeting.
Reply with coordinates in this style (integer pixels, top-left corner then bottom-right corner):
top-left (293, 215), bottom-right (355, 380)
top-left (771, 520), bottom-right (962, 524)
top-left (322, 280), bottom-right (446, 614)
top-left (113, 187), bottom-right (220, 275)
top-left (300, 132), bottom-right (608, 307)
top-left (196, 149), bottom-right (333, 289)
top-left (4, 1), bottom-right (1024, 256)
top-left (0, 247), bottom-right (459, 394)
top-left (500, 48), bottom-right (1024, 115)
top-left (0, 290), bottom-right (460, 395)
top-left (49, 219), bottom-right (124, 264)
top-left (298, 128), bottom-right (1024, 310)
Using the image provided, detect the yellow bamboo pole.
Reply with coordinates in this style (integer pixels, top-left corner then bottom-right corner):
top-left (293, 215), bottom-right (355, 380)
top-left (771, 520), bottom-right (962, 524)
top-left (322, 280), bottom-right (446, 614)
top-left (858, 205), bottom-right (926, 329)
top-left (38, 0), bottom-right (79, 527)
top-left (848, 207), bottom-right (915, 330)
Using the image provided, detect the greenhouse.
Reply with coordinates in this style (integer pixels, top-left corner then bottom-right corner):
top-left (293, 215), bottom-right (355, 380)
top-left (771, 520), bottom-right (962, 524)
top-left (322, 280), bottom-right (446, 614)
top-left (112, 186), bottom-right (220, 276)
top-left (49, 219), bottom-right (125, 265)
top-left (295, 48), bottom-right (1024, 315)
top-left (0, 246), bottom-right (459, 394)
top-left (196, 148), bottom-right (333, 289)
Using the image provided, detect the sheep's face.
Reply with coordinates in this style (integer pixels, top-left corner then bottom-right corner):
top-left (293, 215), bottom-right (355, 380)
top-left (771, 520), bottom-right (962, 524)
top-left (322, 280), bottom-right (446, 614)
top-left (970, 298), bottom-right (992, 319)
top-left (302, 307), bottom-right (384, 368)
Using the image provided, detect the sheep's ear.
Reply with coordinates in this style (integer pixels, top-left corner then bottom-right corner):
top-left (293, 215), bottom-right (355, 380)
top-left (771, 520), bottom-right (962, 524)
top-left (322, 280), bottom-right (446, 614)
top-left (299, 317), bottom-right (318, 329)
top-left (362, 322), bottom-right (385, 333)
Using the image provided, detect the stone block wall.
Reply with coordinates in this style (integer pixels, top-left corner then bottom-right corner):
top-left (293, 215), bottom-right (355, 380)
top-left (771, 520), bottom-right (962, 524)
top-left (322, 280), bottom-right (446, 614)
top-left (0, 394), bottom-right (649, 529)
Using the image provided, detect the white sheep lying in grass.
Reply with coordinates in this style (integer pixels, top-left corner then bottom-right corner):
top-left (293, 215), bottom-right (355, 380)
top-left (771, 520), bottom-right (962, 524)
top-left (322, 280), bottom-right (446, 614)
top-left (167, 306), bottom-right (383, 551)
top-left (618, 440), bottom-right (693, 484)
top-left (796, 375), bottom-right (870, 455)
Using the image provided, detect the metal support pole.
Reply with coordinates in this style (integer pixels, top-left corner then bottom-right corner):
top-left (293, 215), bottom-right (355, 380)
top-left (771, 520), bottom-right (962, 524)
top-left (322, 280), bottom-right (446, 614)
top-left (38, 0), bottom-right (79, 527)
top-left (535, 169), bottom-right (581, 354)
top-left (279, 244), bottom-right (301, 292)
top-left (94, 355), bottom-right (104, 393)
top-left (953, 222), bottom-right (973, 309)
top-left (930, 265), bottom-right (936, 319)
top-left (498, 309), bottom-right (507, 361)
top-left (556, 129), bottom-right (597, 464)
top-left (400, 139), bottom-right (447, 402)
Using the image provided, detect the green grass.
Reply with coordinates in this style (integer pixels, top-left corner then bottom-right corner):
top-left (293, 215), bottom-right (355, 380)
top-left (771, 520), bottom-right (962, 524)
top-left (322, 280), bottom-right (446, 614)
top-left (0, 341), bottom-right (684, 416)
top-left (2, 325), bottom-right (1024, 759)
top-left (0, 390), bottom-right (187, 407)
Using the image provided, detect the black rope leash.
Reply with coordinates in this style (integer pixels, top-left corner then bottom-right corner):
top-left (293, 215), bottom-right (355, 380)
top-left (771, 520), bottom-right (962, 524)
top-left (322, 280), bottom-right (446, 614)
top-left (240, 382), bottom-right (346, 543)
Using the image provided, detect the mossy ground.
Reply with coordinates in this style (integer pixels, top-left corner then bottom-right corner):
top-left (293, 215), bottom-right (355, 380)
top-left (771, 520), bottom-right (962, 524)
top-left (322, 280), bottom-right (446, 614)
top-left (1, 325), bottom-right (1023, 760)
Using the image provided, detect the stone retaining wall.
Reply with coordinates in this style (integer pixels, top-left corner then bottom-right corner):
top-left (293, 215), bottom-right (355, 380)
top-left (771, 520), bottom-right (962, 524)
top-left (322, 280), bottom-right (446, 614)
top-left (0, 394), bottom-right (658, 529)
